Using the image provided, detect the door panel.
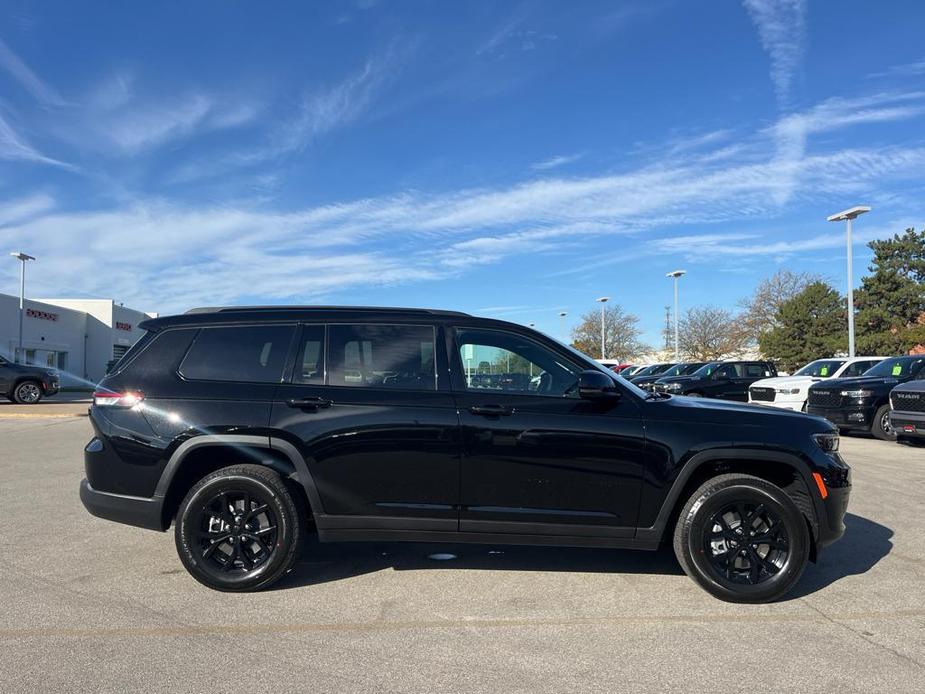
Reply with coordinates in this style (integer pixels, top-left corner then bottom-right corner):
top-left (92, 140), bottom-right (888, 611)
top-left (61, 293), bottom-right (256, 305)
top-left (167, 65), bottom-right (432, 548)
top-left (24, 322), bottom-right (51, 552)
top-left (270, 323), bottom-right (460, 528)
top-left (451, 327), bottom-right (646, 535)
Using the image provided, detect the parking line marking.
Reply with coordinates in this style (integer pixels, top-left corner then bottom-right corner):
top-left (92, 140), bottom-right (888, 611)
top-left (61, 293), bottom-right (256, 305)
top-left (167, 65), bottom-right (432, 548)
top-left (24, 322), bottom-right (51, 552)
top-left (2, 609), bottom-right (923, 640)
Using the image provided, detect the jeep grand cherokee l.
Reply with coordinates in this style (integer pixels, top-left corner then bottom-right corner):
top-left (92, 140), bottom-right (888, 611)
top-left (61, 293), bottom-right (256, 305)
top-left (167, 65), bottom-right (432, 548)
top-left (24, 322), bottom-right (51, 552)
top-left (807, 356), bottom-right (925, 440)
top-left (0, 355), bottom-right (60, 403)
top-left (80, 306), bottom-right (850, 603)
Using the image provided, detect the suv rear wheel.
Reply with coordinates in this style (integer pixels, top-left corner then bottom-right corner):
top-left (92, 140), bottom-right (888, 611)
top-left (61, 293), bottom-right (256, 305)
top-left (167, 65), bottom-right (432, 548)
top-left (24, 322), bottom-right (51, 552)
top-left (175, 464), bottom-right (303, 592)
top-left (13, 380), bottom-right (43, 404)
top-left (673, 473), bottom-right (810, 603)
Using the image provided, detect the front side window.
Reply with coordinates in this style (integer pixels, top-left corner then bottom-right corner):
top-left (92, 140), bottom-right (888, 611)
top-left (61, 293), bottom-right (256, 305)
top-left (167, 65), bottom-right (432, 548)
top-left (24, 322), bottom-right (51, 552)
top-left (180, 325), bottom-right (295, 383)
top-left (327, 324), bottom-right (435, 390)
top-left (456, 329), bottom-right (580, 397)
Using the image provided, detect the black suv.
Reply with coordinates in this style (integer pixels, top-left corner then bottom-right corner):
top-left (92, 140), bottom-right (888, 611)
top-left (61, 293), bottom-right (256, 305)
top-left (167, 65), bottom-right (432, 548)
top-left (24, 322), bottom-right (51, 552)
top-left (807, 356), bottom-right (925, 440)
top-left (80, 307), bottom-right (850, 603)
top-left (0, 355), bottom-right (60, 404)
top-left (632, 362), bottom-right (710, 391)
top-left (654, 361), bottom-right (777, 400)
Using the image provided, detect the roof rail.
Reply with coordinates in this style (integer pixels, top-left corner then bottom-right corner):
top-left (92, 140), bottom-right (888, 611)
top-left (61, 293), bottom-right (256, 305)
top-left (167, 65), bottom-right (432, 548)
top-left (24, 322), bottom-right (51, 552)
top-left (183, 305), bottom-right (471, 317)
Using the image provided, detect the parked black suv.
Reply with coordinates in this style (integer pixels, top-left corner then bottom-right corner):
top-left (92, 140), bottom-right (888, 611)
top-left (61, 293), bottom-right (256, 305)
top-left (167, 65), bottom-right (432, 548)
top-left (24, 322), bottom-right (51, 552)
top-left (889, 379), bottom-right (925, 444)
top-left (631, 362), bottom-right (710, 391)
top-left (807, 356), bottom-right (925, 440)
top-left (80, 307), bottom-right (850, 602)
top-left (654, 361), bottom-right (777, 400)
top-left (0, 355), bottom-right (60, 403)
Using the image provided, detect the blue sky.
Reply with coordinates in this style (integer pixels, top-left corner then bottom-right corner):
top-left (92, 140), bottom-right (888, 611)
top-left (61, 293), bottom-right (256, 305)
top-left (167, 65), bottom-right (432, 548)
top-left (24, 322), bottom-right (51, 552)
top-left (1, 0), bottom-right (924, 346)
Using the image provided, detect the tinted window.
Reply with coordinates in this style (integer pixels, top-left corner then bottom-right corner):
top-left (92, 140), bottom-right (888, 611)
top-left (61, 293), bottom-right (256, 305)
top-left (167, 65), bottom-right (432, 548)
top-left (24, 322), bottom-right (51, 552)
top-left (293, 325), bottom-right (325, 385)
top-left (457, 329), bottom-right (580, 397)
top-left (794, 359), bottom-right (846, 377)
top-left (713, 364), bottom-right (738, 379)
top-left (327, 324), bottom-right (435, 390)
top-left (842, 360), bottom-right (876, 377)
top-left (744, 363), bottom-right (771, 378)
top-left (180, 325), bottom-right (294, 383)
top-left (863, 357), bottom-right (925, 378)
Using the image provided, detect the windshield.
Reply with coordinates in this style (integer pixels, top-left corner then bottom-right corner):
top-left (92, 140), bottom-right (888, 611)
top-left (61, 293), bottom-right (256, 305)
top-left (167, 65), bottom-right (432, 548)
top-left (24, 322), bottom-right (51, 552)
top-left (794, 359), bottom-right (846, 377)
top-left (660, 362), bottom-right (703, 377)
top-left (689, 362), bottom-right (720, 378)
top-left (863, 356), bottom-right (925, 378)
top-left (629, 364), bottom-right (659, 377)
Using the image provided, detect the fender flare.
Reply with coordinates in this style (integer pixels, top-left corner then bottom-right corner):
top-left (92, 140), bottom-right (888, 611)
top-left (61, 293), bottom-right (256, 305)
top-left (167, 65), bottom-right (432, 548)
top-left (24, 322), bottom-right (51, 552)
top-left (635, 447), bottom-right (818, 545)
top-left (154, 434), bottom-right (325, 517)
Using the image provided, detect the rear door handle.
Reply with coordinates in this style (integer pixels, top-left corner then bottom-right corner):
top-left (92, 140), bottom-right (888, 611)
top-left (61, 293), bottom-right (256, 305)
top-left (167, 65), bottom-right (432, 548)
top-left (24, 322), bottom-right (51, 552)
top-left (286, 397), bottom-right (333, 411)
top-left (469, 404), bottom-right (514, 417)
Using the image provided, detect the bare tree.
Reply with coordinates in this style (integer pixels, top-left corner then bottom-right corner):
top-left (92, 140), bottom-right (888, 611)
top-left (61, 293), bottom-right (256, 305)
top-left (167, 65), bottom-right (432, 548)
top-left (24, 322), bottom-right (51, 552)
top-left (571, 304), bottom-right (649, 361)
top-left (679, 306), bottom-right (751, 360)
top-left (737, 270), bottom-right (821, 346)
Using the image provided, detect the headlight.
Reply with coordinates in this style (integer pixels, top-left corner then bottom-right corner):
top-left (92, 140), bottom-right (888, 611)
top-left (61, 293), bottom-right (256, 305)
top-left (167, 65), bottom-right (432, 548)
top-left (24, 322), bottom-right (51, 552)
top-left (665, 382), bottom-right (682, 391)
top-left (776, 387), bottom-right (801, 394)
top-left (840, 389), bottom-right (873, 398)
top-left (812, 432), bottom-right (839, 453)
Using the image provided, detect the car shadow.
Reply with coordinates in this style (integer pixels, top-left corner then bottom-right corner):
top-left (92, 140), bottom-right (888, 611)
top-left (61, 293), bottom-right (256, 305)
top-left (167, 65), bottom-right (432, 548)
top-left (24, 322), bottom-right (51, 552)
top-left (277, 538), bottom-right (684, 590)
top-left (787, 512), bottom-right (893, 599)
top-left (277, 512), bottom-right (893, 597)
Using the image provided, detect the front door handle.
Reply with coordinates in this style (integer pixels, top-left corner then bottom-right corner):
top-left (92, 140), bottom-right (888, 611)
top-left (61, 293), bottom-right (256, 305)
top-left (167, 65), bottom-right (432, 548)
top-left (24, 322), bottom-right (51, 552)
top-left (286, 397), bottom-right (333, 411)
top-left (469, 404), bottom-right (514, 417)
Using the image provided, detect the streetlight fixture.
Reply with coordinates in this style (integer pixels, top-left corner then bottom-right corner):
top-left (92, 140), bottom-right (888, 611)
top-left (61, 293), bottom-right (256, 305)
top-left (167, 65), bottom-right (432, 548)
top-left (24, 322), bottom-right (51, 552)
top-left (666, 270), bottom-right (686, 361)
top-left (596, 297), bottom-right (609, 359)
top-left (9, 252), bottom-right (35, 363)
top-left (558, 311), bottom-right (567, 342)
top-left (826, 206), bottom-right (870, 357)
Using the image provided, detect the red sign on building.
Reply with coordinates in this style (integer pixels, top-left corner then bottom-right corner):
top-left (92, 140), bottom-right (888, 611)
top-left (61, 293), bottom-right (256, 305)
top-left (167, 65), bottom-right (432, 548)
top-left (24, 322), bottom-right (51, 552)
top-left (115, 321), bottom-right (132, 331)
top-left (26, 308), bottom-right (58, 322)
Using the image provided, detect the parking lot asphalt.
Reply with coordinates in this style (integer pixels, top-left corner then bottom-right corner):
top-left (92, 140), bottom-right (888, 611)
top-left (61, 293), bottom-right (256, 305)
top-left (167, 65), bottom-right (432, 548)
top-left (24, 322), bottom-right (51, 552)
top-left (1, 417), bottom-right (923, 693)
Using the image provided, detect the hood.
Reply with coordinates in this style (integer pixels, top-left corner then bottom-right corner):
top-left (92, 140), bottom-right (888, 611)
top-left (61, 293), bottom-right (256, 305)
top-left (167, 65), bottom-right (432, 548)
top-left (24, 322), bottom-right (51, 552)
top-left (749, 375), bottom-right (819, 390)
top-left (892, 379), bottom-right (925, 393)
top-left (810, 376), bottom-right (897, 391)
top-left (650, 392), bottom-right (833, 430)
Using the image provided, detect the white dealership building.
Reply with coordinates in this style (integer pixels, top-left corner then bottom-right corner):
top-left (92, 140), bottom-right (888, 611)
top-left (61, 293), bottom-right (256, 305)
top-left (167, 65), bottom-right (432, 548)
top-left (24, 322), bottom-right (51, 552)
top-left (0, 293), bottom-right (156, 386)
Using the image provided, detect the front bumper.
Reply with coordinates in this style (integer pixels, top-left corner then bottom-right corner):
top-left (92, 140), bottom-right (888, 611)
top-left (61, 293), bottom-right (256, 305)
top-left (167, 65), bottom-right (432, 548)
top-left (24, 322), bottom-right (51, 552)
top-left (80, 479), bottom-right (166, 531)
top-left (806, 403), bottom-right (876, 430)
top-left (891, 410), bottom-right (925, 438)
top-left (818, 483), bottom-right (850, 548)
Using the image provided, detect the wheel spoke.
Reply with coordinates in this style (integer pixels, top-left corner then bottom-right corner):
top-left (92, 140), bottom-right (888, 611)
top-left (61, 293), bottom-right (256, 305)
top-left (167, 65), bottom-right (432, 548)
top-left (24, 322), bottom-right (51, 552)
top-left (245, 504), bottom-right (269, 521)
top-left (202, 533), bottom-right (232, 558)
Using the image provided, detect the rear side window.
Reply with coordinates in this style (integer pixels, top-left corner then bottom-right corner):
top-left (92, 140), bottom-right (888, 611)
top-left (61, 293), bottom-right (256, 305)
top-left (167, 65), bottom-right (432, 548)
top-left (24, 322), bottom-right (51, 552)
top-left (744, 363), bottom-right (771, 378)
top-left (843, 360), bottom-right (876, 377)
top-left (180, 325), bottom-right (295, 383)
top-left (327, 324), bottom-right (435, 390)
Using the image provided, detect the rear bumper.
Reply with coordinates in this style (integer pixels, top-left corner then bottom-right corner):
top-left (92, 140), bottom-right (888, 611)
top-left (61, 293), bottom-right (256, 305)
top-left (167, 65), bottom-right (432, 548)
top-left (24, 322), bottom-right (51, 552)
top-left (79, 478), bottom-right (166, 531)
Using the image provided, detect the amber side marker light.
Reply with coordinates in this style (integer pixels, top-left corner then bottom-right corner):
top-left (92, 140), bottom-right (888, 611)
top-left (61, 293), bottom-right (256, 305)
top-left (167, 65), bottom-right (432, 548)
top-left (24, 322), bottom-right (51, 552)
top-left (812, 472), bottom-right (829, 499)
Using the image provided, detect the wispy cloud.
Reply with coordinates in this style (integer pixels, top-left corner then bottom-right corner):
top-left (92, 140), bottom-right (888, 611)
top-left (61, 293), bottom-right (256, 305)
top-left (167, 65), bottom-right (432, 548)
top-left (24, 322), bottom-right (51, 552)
top-left (0, 112), bottom-right (73, 169)
top-left (0, 36), bottom-right (67, 107)
top-left (868, 58), bottom-right (925, 79)
top-left (531, 153), bottom-right (583, 171)
top-left (742, 0), bottom-right (806, 108)
top-left (0, 193), bottom-right (55, 227)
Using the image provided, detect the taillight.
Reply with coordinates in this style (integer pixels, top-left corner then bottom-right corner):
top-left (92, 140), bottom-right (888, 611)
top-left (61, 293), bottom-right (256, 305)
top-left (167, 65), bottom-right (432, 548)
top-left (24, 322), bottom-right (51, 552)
top-left (93, 390), bottom-right (144, 408)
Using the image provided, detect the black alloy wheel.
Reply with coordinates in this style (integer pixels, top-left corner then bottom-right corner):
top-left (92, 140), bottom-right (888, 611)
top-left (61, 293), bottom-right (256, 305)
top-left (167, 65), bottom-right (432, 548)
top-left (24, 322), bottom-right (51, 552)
top-left (175, 464), bottom-right (303, 592)
top-left (674, 473), bottom-right (809, 603)
top-left (871, 404), bottom-right (896, 441)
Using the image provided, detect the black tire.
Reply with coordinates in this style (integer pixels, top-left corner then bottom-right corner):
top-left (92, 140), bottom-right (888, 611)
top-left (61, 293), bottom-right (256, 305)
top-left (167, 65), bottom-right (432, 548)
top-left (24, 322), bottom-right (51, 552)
top-left (13, 380), bottom-right (43, 404)
top-left (871, 404), bottom-right (896, 441)
top-left (175, 464), bottom-right (302, 592)
top-left (686, 392), bottom-right (703, 398)
top-left (673, 473), bottom-right (810, 603)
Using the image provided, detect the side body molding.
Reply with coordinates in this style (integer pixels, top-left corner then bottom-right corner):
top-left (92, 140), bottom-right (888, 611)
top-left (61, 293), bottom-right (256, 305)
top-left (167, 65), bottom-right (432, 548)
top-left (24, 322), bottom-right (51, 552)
top-left (154, 434), bottom-right (325, 519)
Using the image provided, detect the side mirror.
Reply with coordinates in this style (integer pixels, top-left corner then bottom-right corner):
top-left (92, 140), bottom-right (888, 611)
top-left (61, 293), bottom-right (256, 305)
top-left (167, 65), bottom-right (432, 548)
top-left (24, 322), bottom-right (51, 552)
top-left (578, 370), bottom-right (620, 400)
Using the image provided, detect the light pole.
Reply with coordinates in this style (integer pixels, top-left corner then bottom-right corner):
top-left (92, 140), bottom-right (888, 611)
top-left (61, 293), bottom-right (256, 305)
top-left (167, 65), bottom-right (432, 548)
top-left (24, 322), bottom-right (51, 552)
top-left (596, 297), bottom-right (609, 359)
top-left (558, 311), bottom-right (567, 342)
top-left (9, 252), bottom-right (35, 363)
top-left (826, 206), bottom-right (870, 357)
top-left (666, 270), bottom-right (686, 361)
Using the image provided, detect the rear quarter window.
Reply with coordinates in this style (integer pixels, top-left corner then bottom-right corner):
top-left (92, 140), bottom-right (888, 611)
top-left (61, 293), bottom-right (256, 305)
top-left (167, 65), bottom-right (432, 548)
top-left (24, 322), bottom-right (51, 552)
top-left (179, 325), bottom-right (295, 383)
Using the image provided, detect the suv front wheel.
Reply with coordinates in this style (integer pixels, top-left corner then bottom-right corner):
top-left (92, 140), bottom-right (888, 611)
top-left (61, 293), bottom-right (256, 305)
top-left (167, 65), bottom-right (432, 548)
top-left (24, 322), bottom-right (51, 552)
top-left (673, 473), bottom-right (810, 603)
top-left (175, 464), bottom-right (303, 592)
top-left (13, 380), bottom-right (43, 404)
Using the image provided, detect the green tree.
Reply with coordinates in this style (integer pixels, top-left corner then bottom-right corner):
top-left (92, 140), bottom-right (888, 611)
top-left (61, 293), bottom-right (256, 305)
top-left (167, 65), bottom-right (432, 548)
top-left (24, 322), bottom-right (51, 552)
top-left (571, 304), bottom-right (648, 361)
top-left (759, 281), bottom-right (847, 372)
top-left (855, 228), bottom-right (925, 354)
